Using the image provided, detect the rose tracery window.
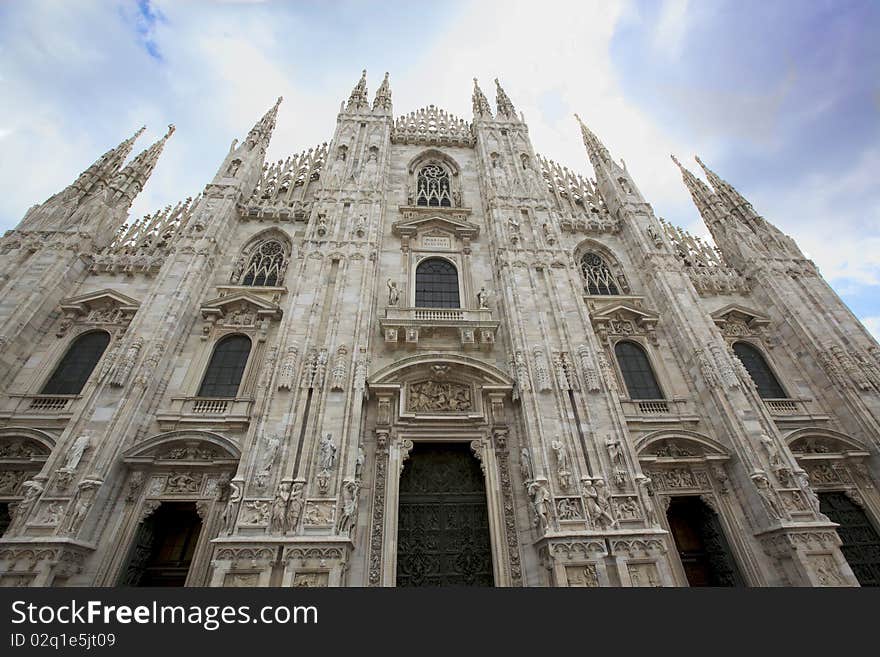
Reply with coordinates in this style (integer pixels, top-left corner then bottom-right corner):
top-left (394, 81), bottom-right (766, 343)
top-left (416, 164), bottom-right (452, 207)
top-left (239, 240), bottom-right (286, 287)
top-left (580, 252), bottom-right (620, 295)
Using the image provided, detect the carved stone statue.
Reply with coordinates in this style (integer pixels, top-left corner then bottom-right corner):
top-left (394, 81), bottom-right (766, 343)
top-left (318, 433), bottom-right (337, 473)
top-left (583, 477), bottom-right (615, 528)
top-left (285, 482), bottom-right (304, 533)
top-left (336, 479), bottom-right (359, 536)
top-left (60, 435), bottom-right (89, 473)
top-left (355, 446), bottom-right (366, 482)
top-left (222, 481), bottom-right (243, 535)
top-left (520, 447), bottom-right (534, 482)
top-left (477, 287), bottom-right (490, 309)
top-left (527, 480), bottom-right (551, 530)
top-left (65, 478), bottom-right (101, 534)
top-left (387, 279), bottom-right (400, 306)
top-left (269, 481), bottom-right (291, 534)
top-left (751, 472), bottom-right (784, 520)
top-left (796, 470), bottom-right (824, 517)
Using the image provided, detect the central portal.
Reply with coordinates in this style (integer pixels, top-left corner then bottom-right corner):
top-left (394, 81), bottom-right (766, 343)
top-left (396, 442), bottom-right (494, 587)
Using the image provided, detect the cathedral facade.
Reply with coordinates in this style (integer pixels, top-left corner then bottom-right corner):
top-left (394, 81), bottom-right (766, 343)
top-left (1, 72), bottom-right (879, 587)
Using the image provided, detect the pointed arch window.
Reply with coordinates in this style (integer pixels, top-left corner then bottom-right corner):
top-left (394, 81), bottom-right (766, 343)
top-left (614, 340), bottom-right (663, 400)
top-left (580, 252), bottom-right (620, 295)
top-left (415, 258), bottom-right (460, 308)
top-left (240, 239), bottom-right (286, 287)
top-left (41, 331), bottom-right (110, 395)
top-left (198, 335), bottom-right (252, 398)
top-left (416, 164), bottom-right (452, 207)
top-left (732, 342), bottom-right (786, 399)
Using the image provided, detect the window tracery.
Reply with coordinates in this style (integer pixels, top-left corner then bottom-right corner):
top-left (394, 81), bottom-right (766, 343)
top-left (580, 252), bottom-right (621, 295)
top-left (232, 238), bottom-right (288, 287)
top-left (416, 164), bottom-right (452, 207)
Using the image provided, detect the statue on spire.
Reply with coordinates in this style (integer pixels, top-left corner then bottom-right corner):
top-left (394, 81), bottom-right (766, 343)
top-left (472, 78), bottom-right (493, 118)
top-left (245, 96), bottom-right (283, 151)
top-left (494, 78), bottom-right (516, 119)
top-left (347, 69), bottom-right (369, 111)
top-left (373, 72), bottom-right (392, 112)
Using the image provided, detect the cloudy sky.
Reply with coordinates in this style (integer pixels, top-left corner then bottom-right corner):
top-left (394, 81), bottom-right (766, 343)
top-left (1, 0), bottom-right (877, 336)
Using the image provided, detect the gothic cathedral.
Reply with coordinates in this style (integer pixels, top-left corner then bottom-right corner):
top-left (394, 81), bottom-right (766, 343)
top-left (1, 72), bottom-right (879, 587)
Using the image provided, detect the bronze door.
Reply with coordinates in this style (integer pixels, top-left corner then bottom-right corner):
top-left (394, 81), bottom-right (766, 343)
top-left (667, 496), bottom-right (744, 587)
top-left (120, 502), bottom-right (202, 587)
top-left (396, 443), bottom-right (494, 587)
top-left (819, 492), bottom-right (880, 587)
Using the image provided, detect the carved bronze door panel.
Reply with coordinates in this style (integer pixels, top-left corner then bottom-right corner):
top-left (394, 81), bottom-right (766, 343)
top-left (397, 443), bottom-right (494, 587)
top-left (819, 492), bottom-right (880, 587)
top-left (667, 496), bottom-right (744, 587)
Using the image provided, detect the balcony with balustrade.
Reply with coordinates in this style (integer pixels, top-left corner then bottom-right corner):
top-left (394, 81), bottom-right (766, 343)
top-left (379, 307), bottom-right (499, 350)
top-left (156, 396), bottom-right (254, 430)
top-left (619, 398), bottom-right (700, 426)
top-left (0, 394), bottom-right (80, 428)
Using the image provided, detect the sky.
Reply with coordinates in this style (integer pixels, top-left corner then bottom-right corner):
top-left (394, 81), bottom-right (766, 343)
top-left (0, 0), bottom-right (877, 337)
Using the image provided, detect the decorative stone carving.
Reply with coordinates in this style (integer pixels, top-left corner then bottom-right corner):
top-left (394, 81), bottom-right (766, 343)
top-left (55, 434), bottom-right (90, 491)
top-left (566, 564), bottom-right (600, 587)
top-left (125, 471), bottom-right (146, 503)
top-left (330, 344), bottom-right (348, 391)
top-left (520, 447), bottom-right (534, 483)
top-left (286, 481), bottom-right (305, 534)
top-left (241, 500), bottom-right (271, 525)
top-left (407, 380), bottom-right (472, 412)
top-left (165, 471), bottom-right (203, 494)
top-left (555, 497), bottom-right (584, 520)
top-left (277, 343), bottom-right (300, 390)
top-left (269, 481), bottom-right (291, 535)
top-left (532, 347), bottom-right (552, 392)
top-left (111, 337), bottom-right (143, 387)
top-left (304, 500), bottom-right (335, 526)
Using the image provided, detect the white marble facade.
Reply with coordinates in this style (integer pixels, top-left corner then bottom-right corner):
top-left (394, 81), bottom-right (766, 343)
top-left (0, 72), bottom-right (878, 588)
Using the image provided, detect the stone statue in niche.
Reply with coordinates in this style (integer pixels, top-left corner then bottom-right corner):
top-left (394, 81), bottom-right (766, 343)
top-left (59, 435), bottom-right (89, 474)
top-left (226, 159), bottom-right (241, 177)
top-left (9, 479), bottom-right (43, 532)
top-left (387, 279), bottom-right (400, 306)
top-left (520, 447), bottom-right (534, 483)
top-left (407, 381), bottom-right (472, 412)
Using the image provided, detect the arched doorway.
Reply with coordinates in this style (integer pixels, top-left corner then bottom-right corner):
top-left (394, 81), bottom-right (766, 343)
top-left (396, 443), bottom-right (493, 586)
top-left (666, 496), bottom-right (743, 587)
top-left (119, 502), bottom-right (203, 587)
top-left (819, 492), bottom-right (880, 587)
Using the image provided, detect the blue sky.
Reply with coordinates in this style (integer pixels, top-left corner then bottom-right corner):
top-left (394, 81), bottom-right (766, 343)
top-left (0, 0), bottom-right (877, 336)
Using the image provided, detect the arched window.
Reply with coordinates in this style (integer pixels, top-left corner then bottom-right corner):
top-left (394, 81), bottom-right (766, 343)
top-left (614, 340), bottom-right (663, 400)
top-left (416, 164), bottom-right (452, 207)
top-left (41, 331), bottom-right (110, 395)
top-left (732, 342), bottom-right (786, 399)
top-left (580, 252), bottom-right (620, 295)
top-left (198, 335), bottom-right (252, 398)
top-left (240, 239), bottom-right (286, 287)
top-left (415, 258), bottom-right (460, 308)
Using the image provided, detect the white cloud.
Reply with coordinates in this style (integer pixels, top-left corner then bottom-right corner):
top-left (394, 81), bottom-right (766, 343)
top-left (653, 0), bottom-right (691, 60)
top-left (862, 317), bottom-right (880, 342)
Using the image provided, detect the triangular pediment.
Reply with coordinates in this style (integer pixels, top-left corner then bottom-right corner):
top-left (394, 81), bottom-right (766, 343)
top-left (710, 303), bottom-right (770, 328)
top-left (590, 302), bottom-right (660, 326)
top-left (392, 214), bottom-right (479, 240)
top-left (201, 291), bottom-right (282, 320)
top-left (59, 288), bottom-right (141, 315)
